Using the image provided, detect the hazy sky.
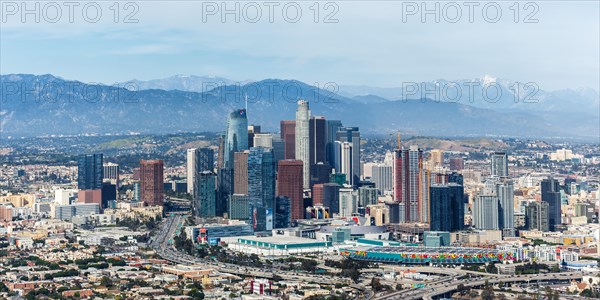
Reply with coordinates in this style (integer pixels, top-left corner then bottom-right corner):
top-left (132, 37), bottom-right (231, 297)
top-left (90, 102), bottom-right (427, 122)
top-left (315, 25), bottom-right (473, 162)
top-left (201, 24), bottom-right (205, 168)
top-left (1, 1), bottom-right (599, 91)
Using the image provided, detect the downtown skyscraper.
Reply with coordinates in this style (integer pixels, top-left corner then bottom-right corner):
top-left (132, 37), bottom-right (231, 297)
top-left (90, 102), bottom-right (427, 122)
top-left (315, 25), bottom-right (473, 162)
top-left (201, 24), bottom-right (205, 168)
top-left (139, 160), bottom-right (164, 206)
top-left (248, 147), bottom-right (276, 210)
top-left (491, 151), bottom-right (508, 177)
top-left (295, 100), bottom-right (310, 189)
top-left (393, 145), bottom-right (423, 222)
top-left (78, 154), bottom-right (103, 190)
top-left (224, 109), bottom-right (249, 169)
top-left (542, 177), bottom-right (562, 231)
top-left (336, 127), bottom-right (361, 187)
top-left (277, 159), bottom-right (304, 220)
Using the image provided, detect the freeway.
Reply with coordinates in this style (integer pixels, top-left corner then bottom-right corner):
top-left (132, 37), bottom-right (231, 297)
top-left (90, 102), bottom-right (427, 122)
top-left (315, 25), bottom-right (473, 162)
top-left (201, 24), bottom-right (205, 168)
top-left (150, 215), bottom-right (352, 286)
top-left (372, 271), bottom-right (585, 300)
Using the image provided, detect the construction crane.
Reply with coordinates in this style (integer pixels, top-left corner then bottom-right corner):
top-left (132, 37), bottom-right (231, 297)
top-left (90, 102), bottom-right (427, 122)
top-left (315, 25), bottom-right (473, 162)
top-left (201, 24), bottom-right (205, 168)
top-left (389, 131), bottom-right (402, 150)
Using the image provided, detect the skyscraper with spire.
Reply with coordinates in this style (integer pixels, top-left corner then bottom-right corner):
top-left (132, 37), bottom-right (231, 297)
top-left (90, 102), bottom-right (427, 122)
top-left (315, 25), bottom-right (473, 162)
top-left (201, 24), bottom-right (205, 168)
top-left (224, 109), bottom-right (249, 169)
top-left (295, 100), bottom-right (311, 189)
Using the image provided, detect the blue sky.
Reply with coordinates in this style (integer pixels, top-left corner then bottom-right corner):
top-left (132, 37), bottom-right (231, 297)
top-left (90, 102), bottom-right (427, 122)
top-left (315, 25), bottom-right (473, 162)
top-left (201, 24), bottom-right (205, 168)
top-left (1, 1), bottom-right (598, 91)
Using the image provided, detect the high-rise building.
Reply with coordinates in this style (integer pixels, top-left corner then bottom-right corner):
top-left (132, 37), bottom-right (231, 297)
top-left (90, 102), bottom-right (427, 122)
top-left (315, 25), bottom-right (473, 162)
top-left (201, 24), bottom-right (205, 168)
top-left (541, 177), bottom-right (561, 231)
top-left (274, 196), bottom-right (291, 228)
top-left (78, 154), bottom-right (103, 190)
top-left (248, 147), bottom-right (276, 211)
top-left (309, 116), bottom-right (327, 165)
top-left (372, 164), bottom-right (393, 194)
top-left (233, 151), bottom-right (249, 195)
top-left (103, 162), bottom-right (119, 188)
top-left (271, 136), bottom-right (285, 166)
top-left (140, 160), bottom-right (164, 206)
top-left (326, 120), bottom-right (343, 165)
top-left (526, 201), bottom-right (550, 231)
top-left (449, 157), bottom-right (464, 171)
top-left (393, 146), bottom-right (423, 222)
top-left (429, 149), bottom-right (444, 169)
top-left (491, 151), bottom-right (508, 177)
top-left (429, 183), bottom-right (464, 232)
top-left (229, 194), bottom-right (250, 220)
top-left (277, 160), bottom-right (304, 220)
top-left (195, 171), bottom-right (216, 217)
top-left (339, 187), bottom-right (358, 217)
top-left (333, 141), bottom-right (354, 186)
top-left (310, 162), bottom-right (332, 187)
top-left (280, 120), bottom-right (296, 159)
top-left (295, 101), bottom-right (311, 189)
top-left (358, 186), bottom-right (379, 207)
top-left (336, 127), bottom-right (360, 186)
top-left (313, 183), bottom-right (340, 214)
top-left (496, 178), bottom-right (515, 233)
top-left (224, 109), bottom-right (249, 169)
top-left (248, 125), bottom-right (261, 148)
top-left (473, 195), bottom-right (499, 230)
top-left (186, 149), bottom-right (196, 194)
top-left (196, 148), bottom-right (214, 173)
top-left (253, 133), bottom-right (273, 148)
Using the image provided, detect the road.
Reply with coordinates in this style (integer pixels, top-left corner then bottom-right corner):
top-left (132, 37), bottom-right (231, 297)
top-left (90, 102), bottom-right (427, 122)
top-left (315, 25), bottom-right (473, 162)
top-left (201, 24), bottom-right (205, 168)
top-left (150, 215), bottom-right (354, 287)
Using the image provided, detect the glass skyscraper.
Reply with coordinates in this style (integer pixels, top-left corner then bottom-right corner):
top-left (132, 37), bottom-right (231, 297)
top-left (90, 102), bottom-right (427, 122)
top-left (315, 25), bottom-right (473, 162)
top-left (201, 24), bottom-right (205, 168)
top-left (77, 154), bottom-right (103, 190)
top-left (248, 147), bottom-right (276, 211)
top-left (224, 109), bottom-right (248, 169)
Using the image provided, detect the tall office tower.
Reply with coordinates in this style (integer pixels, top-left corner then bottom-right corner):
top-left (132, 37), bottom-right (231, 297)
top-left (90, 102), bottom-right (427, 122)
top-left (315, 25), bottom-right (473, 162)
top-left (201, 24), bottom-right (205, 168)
top-left (78, 154), bottom-right (103, 190)
top-left (248, 147), bottom-right (276, 211)
top-left (359, 186), bottom-right (379, 207)
top-left (271, 136), bottom-right (285, 166)
top-left (229, 194), bottom-right (250, 220)
top-left (372, 164), bottom-right (393, 194)
top-left (429, 183), bottom-right (464, 232)
top-left (101, 182), bottom-right (117, 209)
top-left (195, 171), bottom-right (216, 217)
top-left (248, 125), bottom-right (261, 148)
top-left (186, 149), bottom-right (196, 194)
top-left (419, 164), bottom-right (431, 223)
top-left (295, 100), bottom-right (311, 189)
top-left (526, 201), bottom-right (550, 231)
top-left (253, 133), bottom-right (273, 148)
top-left (491, 151), bottom-right (508, 177)
top-left (326, 120), bottom-right (343, 165)
top-left (313, 183), bottom-right (340, 212)
top-left (429, 149), bottom-right (444, 170)
top-left (542, 177), bottom-right (562, 231)
top-left (139, 160), bottom-right (164, 206)
top-left (339, 187), bottom-right (358, 217)
top-left (216, 168), bottom-right (233, 216)
top-left (103, 162), bottom-right (119, 188)
top-left (449, 157), bottom-right (464, 171)
top-left (309, 116), bottom-right (327, 165)
top-left (196, 148), bottom-right (215, 173)
top-left (217, 134), bottom-right (225, 170)
top-left (496, 178), bottom-right (515, 234)
top-left (336, 127), bottom-right (361, 186)
top-left (310, 162), bottom-right (331, 187)
top-left (274, 196), bottom-right (291, 228)
top-left (277, 160), bottom-right (304, 220)
top-left (393, 146), bottom-right (423, 222)
top-left (473, 195), bottom-right (499, 230)
top-left (280, 120), bottom-right (296, 159)
top-left (333, 141), bottom-right (354, 186)
top-left (233, 151), bottom-right (249, 195)
top-left (224, 109), bottom-right (249, 169)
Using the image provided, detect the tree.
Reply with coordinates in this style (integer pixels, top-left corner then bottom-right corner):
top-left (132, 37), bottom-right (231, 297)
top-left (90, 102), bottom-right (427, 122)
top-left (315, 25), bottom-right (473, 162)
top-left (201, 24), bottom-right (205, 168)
top-left (481, 280), bottom-right (495, 300)
top-left (395, 283), bottom-right (402, 291)
top-left (370, 277), bottom-right (383, 291)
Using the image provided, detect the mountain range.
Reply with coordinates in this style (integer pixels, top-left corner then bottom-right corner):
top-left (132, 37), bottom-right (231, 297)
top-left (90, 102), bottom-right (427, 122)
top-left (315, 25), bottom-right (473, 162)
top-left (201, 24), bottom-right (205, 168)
top-left (0, 74), bottom-right (598, 141)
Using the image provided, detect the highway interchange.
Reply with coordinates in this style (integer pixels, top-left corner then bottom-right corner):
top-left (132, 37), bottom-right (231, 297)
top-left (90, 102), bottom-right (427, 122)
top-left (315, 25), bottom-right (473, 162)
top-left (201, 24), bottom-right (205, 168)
top-left (150, 215), bottom-right (589, 300)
